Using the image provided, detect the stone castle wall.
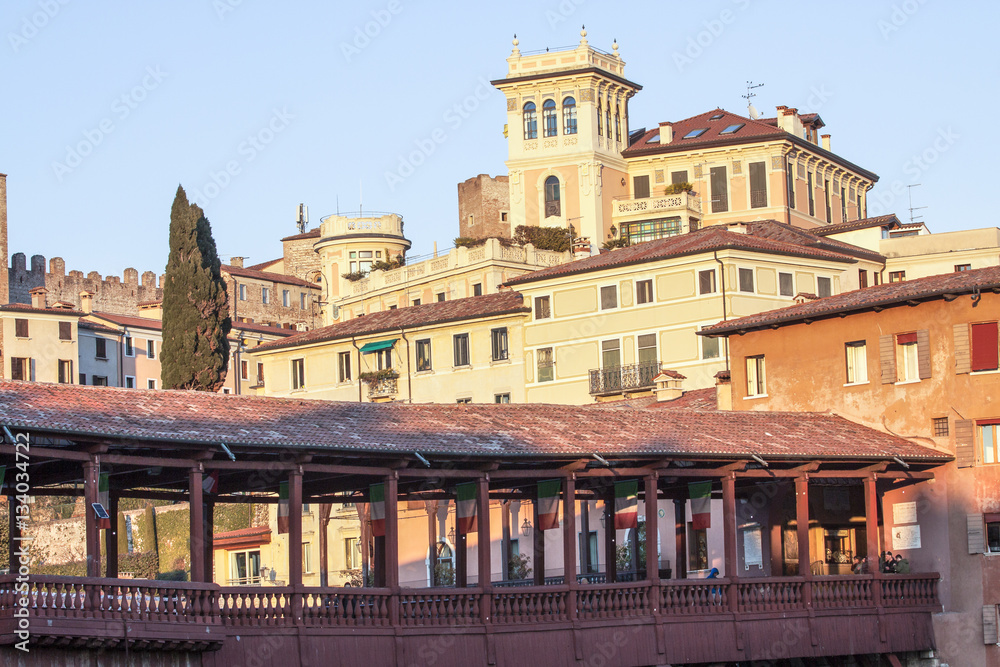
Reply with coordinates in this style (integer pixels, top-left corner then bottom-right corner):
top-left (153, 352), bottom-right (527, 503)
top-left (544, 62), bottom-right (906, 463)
top-left (8, 253), bottom-right (163, 315)
top-left (458, 174), bottom-right (510, 240)
top-left (281, 234), bottom-right (322, 282)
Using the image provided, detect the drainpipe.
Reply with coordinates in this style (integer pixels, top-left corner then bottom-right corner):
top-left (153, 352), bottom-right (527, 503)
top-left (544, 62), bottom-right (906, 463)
top-left (713, 251), bottom-right (730, 373)
top-left (399, 328), bottom-right (412, 404)
top-left (352, 336), bottom-right (362, 403)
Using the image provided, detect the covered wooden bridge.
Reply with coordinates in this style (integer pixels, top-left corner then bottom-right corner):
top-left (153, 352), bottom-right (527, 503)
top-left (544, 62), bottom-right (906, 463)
top-left (0, 382), bottom-right (948, 666)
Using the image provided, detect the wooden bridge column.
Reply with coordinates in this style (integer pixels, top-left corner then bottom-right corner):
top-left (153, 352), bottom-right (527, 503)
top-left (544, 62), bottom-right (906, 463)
top-left (562, 476), bottom-right (577, 616)
top-left (8, 494), bottom-right (20, 574)
top-left (477, 478), bottom-right (492, 613)
top-left (83, 459), bottom-right (101, 578)
top-left (604, 488), bottom-right (617, 583)
top-left (288, 468), bottom-right (303, 587)
top-left (532, 492), bottom-right (545, 585)
top-left (722, 473), bottom-right (739, 610)
top-left (106, 492), bottom-right (118, 579)
top-left (189, 468), bottom-right (205, 583)
top-left (674, 498), bottom-right (687, 579)
top-left (204, 499), bottom-right (215, 583)
top-left (645, 475), bottom-right (659, 587)
top-left (795, 475), bottom-right (812, 606)
top-left (385, 474), bottom-right (400, 626)
top-left (864, 474), bottom-right (883, 605)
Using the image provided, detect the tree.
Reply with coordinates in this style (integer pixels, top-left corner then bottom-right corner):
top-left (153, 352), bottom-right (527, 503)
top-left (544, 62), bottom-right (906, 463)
top-left (160, 185), bottom-right (231, 391)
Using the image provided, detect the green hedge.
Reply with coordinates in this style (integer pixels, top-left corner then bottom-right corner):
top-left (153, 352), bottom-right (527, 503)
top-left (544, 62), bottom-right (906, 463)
top-left (513, 225), bottom-right (573, 252)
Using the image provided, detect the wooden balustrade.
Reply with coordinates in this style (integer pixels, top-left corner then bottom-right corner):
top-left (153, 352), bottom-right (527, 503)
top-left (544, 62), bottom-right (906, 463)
top-left (216, 586), bottom-right (292, 626)
top-left (300, 587), bottom-right (391, 626)
top-left (660, 579), bottom-right (730, 614)
top-left (577, 582), bottom-right (651, 620)
top-left (879, 573), bottom-right (940, 608)
top-left (491, 585), bottom-right (568, 623)
top-left (737, 577), bottom-right (804, 613)
top-left (397, 588), bottom-right (482, 627)
top-left (813, 575), bottom-right (873, 608)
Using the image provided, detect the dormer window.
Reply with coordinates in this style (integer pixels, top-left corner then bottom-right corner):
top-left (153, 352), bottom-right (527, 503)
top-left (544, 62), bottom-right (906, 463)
top-left (523, 102), bottom-right (537, 140)
top-left (683, 128), bottom-right (708, 139)
top-left (720, 123), bottom-right (745, 135)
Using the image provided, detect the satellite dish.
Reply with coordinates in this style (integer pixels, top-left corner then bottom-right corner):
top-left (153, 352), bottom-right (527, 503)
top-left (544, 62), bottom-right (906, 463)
top-left (748, 103), bottom-right (760, 120)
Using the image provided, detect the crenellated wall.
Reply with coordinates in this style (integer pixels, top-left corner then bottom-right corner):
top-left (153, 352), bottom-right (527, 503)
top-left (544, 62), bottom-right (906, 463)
top-left (8, 253), bottom-right (164, 315)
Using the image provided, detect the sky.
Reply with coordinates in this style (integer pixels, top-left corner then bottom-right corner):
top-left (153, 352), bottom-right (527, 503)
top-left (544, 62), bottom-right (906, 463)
top-left (2, 1), bottom-right (997, 277)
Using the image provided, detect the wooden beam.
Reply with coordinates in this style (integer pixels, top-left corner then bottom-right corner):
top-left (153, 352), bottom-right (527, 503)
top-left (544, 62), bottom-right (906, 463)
top-left (0, 444), bottom-right (89, 461)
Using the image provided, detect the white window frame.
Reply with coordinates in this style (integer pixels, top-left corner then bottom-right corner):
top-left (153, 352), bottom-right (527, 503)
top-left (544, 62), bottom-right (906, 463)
top-left (698, 269), bottom-right (717, 295)
top-left (238, 284), bottom-right (247, 301)
top-left (146, 339), bottom-right (156, 359)
top-left (738, 267), bottom-right (755, 294)
top-left (636, 279), bottom-right (654, 305)
top-left (845, 341), bottom-right (868, 385)
top-left (124, 336), bottom-right (134, 357)
top-left (817, 276), bottom-right (833, 298)
top-left (778, 272), bottom-right (794, 297)
top-left (899, 339), bottom-right (919, 382)
top-left (147, 378), bottom-right (157, 390)
top-left (600, 285), bottom-right (618, 310)
top-left (262, 287), bottom-right (270, 304)
top-left (338, 351), bottom-right (352, 382)
top-left (125, 375), bottom-right (136, 389)
top-left (534, 295), bottom-right (552, 320)
top-left (291, 358), bottom-right (305, 390)
top-left (746, 355), bottom-right (766, 397)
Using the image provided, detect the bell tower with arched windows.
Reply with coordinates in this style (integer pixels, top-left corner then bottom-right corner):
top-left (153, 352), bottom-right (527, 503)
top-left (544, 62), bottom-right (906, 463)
top-left (492, 29), bottom-right (641, 253)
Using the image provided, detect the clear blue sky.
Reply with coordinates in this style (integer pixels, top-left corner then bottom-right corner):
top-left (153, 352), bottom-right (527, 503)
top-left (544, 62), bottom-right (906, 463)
top-left (2, 1), bottom-right (996, 277)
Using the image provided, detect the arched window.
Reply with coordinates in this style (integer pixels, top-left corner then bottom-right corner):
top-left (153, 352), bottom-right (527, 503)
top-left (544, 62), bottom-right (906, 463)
top-left (615, 108), bottom-right (621, 142)
top-left (523, 102), bottom-right (537, 140)
top-left (597, 99), bottom-right (603, 136)
top-left (544, 176), bottom-right (561, 218)
top-left (605, 101), bottom-right (611, 143)
top-left (542, 99), bottom-right (557, 137)
top-left (563, 97), bottom-right (577, 135)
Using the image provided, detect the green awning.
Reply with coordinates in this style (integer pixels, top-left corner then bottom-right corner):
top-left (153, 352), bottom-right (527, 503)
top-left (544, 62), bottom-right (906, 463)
top-left (359, 339), bottom-right (398, 354)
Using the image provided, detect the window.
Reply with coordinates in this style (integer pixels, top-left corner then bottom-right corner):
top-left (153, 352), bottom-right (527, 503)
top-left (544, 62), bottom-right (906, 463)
top-left (291, 358), bottom-right (305, 390)
top-left (605, 104), bottom-right (611, 142)
top-left (637, 333), bottom-right (657, 366)
top-left (600, 285), bottom-right (617, 310)
top-left (987, 515), bottom-right (1000, 553)
top-left (807, 171), bottom-right (815, 216)
top-left (523, 102), bottom-right (537, 139)
top-left (495, 393), bottom-right (511, 404)
top-left (859, 270), bottom-right (869, 289)
top-left (537, 347), bottom-right (554, 382)
top-left (92, 376), bottom-right (108, 386)
top-left (534, 296), bottom-right (551, 320)
top-left (746, 356), bottom-right (766, 397)
top-left (633, 175), bottom-right (650, 199)
top-left (824, 179), bottom-right (832, 222)
top-left (301, 292), bottom-right (307, 309)
top-left (230, 549), bottom-right (261, 586)
top-left (614, 109), bottom-right (621, 142)
top-left (689, 525), bottom-right (708, 571)
top-left (375, 348), bottom-right (392, 371)
top-left (262, 287), bottom-right (270, 304)
top-left (933, 417), bottom-right (949, 437)
top-left (841, 186), bottom-right (848, 222)
top-left (597, 98), bottom-right (602, 136)
top-left (971, 322), bottom-right (999, 371)
top-left (240, 360), bottom-right (249, 380)
top-left (79, 374), bottom-right (86, 385)
top-left (239, 284), bottom-right (247, 301)
top-left (146, 339), bottom-right (156, 359)
top-left (602, 339), bottom-right (621, 369)
top-left (491, 328), bottom-right (509, 361)
top-left (123, 335), bottom-right (135, 357)
top-left (303, 542), bottom-right (312, 574)
top-left (453, 333), bottom-right (470, 367)
top-left (562, 97), bottom-right (577, 135)
top-left (636, 279), bottom-right (653, 305)
top-left (147, 378), bottom-right (157, 390)
top-left (542, 99), bottom-right (557, 137)
top-left (981, 423), bottom-right (1000, 465)
top-left (338, 351), bottom-right (352, 382)
top-left (671, 170), bottom-right (688, 185)
top-left (473, 283), bottom-right (483, 297)
top-left (256, 363), bottom-right (264, 386)
top-left (738, 268), bottom-right (755, 293)
top-left (544, 176), bottom-right (561, 217)
top-left (58, 360), bottom-right (72, 384)
top-left (779, 272), bottom-right (794, 297)
top-left (683, 128), bottom-right (708, 139)
top-left (345, 537), bottom-right (361, 570)
top-left (412, 299), bottom-right (421, 306)
top-left (702, 331), bottom-right (720, 359)
top-left (436, 292), bottom-right (446, 302)
top-left (699, 270), bottom-right (716, 295)
top-left (787, 161), bottom-right (796, 210)
top-left (282, 290), bottom-right (290, 307)
top-left (720, 123), bottom-right (744, 135)
top-left (456, 397), bottom-right (472, 404)
top-left (710, 166), bottom-right (728, 212)
top-left (955, 264), bottom-right (972, 272)
top-left (749, 161), bottom-right (767, 208)
top-left (621, 218), bottom-right (681, 244)
top-left (14, 319), bottom-right (27, 338)
top-left (416, 339), bottom-right (432, 371)
top-left (95, 338), bottom-right (107, 359)
top-left (59, 321), bottom-right (72, 341)
top-left (817, 277), bottom-right (832, 298)
top-left (897, 332), bottom-right (920, 381)
top-left (845, 341), bottom-right (867, 384)
top-left (125, 376), bottom-right (136, 389)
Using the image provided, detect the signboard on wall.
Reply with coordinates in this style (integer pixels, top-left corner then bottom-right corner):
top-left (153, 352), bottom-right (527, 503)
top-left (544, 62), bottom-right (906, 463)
top-left (742, 524), bottom-right (763, 569)
top-left (893, 501), bottom-right (917, 525)
top-left (893, 524), bottom-right (921, 551)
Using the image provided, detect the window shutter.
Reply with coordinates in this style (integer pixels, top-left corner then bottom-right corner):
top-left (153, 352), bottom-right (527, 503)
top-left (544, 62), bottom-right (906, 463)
top-left (879, 334), bottom-right (896, 383)
top-left (956, 419), bottom-right (975, 468)
top-left (971, 322), bottom-right (1000, 372)
top-left (954, 323), bottom-right (971, 374)
top-left (917, 329), bottom-right (932, 379)
top-left (984, 605), bottom-right (998, 645)
top-left (969, 513), bottom-right (986, 554)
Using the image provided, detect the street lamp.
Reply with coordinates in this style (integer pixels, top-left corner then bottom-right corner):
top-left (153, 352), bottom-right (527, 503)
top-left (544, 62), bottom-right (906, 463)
top-left (520, 517), bottom-right (532, 537)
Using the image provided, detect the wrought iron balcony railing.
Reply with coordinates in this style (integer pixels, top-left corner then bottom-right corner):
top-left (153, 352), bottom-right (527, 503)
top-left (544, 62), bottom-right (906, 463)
top-left (368, 376), bottom-right (398, 398)
top-left (589, 361), bottom-right (661, 396)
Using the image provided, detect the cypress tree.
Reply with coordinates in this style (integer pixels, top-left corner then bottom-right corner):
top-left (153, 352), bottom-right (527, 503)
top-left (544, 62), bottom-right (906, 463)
top-left (160, 185), bottom-right (231, 391)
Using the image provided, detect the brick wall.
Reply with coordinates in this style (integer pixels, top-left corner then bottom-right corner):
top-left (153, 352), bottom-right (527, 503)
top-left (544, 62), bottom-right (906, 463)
top-left (458, 174), bottom-right (510, 240)
top-left (281, 232), bottom-right (322, 281)
top-left (224, 273), bottom-right (321, 330)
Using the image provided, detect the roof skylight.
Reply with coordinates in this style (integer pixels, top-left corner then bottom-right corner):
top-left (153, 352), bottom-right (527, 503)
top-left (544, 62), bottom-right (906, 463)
top-left (720, 123), bottom-right (745, 135)
top-left (682, 128), bottom-right (708, 139)
top-left (709, 113), bottom-right (724, 120)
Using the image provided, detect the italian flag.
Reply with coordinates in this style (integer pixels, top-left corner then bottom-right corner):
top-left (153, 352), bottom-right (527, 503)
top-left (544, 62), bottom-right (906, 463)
top-left (202, 471), bottom-right (219, 495)
top-left (689, 481), bottom-right (712, 530)
top-left (277, 481), bottom-right (290, 534)
top-left (97, 472), bottom-right (112, 530)
top-left (456, 482), bottom-right (477, 534)
top-left (537, 479), bottom-right (561, 531)
top-left (614, 480), bottom-right (638, 530)
top-left (370, 483), bottom-right (386, 537)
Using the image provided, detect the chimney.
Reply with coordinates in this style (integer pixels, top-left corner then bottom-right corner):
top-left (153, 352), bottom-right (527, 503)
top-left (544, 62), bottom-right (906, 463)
top-left (715, 370), bottom-right (732, 411)
top-left (29, 286), bottom-right (48, 309)
top-left (794, 292), bottom-right (820, 304)
top-left (658, 122), bottom-right (673, 144)
top-left (821, 134), bottom-right (831, 151)
top-left (80, 290), bottom-right (95, 314)
top-left (230, 256), bottom-right (245, 269)
top-left (653, 370), bottom-right (685, 402)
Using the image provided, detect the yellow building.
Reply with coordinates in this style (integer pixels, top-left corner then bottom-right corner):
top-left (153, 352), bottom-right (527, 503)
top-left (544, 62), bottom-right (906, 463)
top-left (0, 287), bottom-right (80, 384)
top-left (250, 291), bottom-right (530, 404)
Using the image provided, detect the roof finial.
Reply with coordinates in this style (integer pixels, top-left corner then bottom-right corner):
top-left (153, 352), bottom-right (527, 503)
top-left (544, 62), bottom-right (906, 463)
top-left (612, 38), bottom-right (619, 58)
top-left (579, 25), bottom-right (588, 47)
top-left (512, 33), bottom-right (520, 56)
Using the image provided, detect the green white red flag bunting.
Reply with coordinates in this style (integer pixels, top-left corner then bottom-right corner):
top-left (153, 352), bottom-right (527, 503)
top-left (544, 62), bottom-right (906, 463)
top-left (277, 481), bottom-right (290, 534)
top-left (456, 482), bottom-right (477, 534)
top-left (689, 481), bottom-right (712, 530)
top-left (370, 483), bottom-right (386, 537)
top-left (537, 479), bottom-right (561, 531)
top-left (202, 471), bottom-right (219, 494)
top-left (614, 480), bottom-right (638, 530)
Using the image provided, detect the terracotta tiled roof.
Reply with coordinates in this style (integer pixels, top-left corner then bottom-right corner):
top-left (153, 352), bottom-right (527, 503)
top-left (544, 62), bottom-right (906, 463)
top-left (589, 387), bottom-right (718, 412)
top-left (0, 303), bottom-right (82, 316)
top-left (213, 526), bottom-right (272, 548)
top-left (703, 264), bottom-right (1000, 336)
top-left (137, 300), bottom-right (162, 307)
top-left (78, 320), bottom-right (120, 334)
top-left (280, 229), bottom-right (321, 242)
top-left (254, 292), bottom-right (530, 353)
top-left (504, 225), bottom-right (856, 286)
top-left (90, 312), bottom-right (162, 330)
top-left (246, 258), bottom-right (282, 271)
top-left (0, 382), bottom-right (947, 462)
top-left (745, 220), bottom-right (885, 263)
top-left (222, 265), bottom-right (319, 289)
top-left (234, 322), bottom-right (297, 338)
top-left (813, 214), bottom-right (902, 237)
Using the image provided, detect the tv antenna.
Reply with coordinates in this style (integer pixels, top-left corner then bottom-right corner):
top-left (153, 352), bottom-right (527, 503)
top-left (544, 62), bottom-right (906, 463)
top-left (743, 81), bottom-right (764, 119)
top-left (907, 184), bottom-right (927, 224)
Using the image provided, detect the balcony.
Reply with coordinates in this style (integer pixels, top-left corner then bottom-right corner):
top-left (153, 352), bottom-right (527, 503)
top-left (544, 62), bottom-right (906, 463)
top-left (366, 375), bottom-right (398, 399)
top-left (589, 360), bottom-right (661, 396)
top-left (611, 191), bottom-right (702, 226)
